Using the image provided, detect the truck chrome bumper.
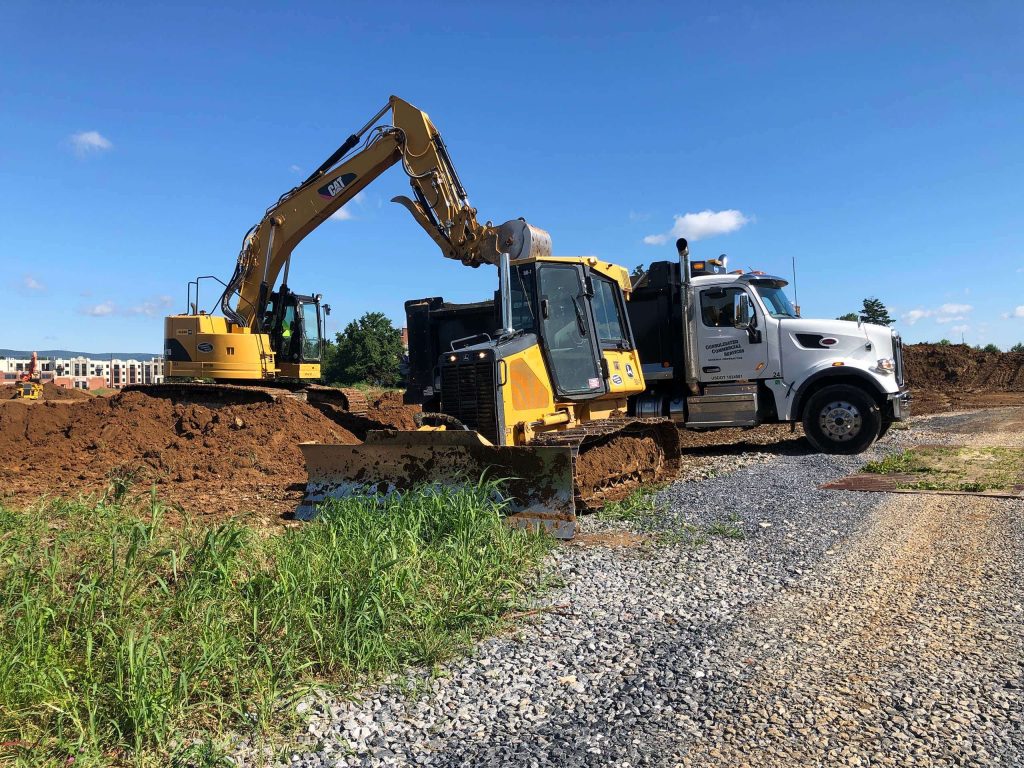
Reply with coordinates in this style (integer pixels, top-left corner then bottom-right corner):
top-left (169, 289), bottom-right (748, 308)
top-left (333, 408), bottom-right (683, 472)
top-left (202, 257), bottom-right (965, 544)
top-left (889, 388), bottom-right (911, 420)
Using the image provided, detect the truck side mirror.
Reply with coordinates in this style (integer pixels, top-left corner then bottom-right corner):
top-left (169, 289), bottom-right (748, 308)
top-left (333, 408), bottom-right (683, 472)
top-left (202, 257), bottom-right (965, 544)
top-left (733, 293), bottom-right (753, 329)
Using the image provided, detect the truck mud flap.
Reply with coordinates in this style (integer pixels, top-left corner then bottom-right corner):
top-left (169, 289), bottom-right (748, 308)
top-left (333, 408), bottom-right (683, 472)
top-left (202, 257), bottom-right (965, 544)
top-left (297, 430), bottom-right (577, 539)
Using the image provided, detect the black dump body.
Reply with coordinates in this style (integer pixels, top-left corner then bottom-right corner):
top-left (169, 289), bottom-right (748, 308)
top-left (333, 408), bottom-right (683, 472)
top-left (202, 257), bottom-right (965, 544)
top-left (628, 261), bottom-right (684, 375)
top-left (404, 296), bottom-right (498, 408)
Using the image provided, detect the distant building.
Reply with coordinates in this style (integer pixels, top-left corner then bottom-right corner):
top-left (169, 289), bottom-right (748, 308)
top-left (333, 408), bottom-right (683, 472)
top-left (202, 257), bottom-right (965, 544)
top-left (0, 355), bottom-right (164, 390)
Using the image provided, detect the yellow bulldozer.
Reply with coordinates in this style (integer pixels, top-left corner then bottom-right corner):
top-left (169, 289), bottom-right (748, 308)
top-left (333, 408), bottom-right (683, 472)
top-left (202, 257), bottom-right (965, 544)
top-left (154, 94), bottom-right (679, 537)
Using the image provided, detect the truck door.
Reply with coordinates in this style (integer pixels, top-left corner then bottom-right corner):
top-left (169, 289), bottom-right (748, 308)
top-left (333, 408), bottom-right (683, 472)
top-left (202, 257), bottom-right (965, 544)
top-left (695, 286), bottom-right (765, 383)
top-left (537, 263), bottom-right (606, 398)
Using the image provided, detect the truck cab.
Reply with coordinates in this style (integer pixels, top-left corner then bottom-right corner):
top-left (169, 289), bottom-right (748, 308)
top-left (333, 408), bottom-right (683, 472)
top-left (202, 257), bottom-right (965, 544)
top-left (629, 240), bottom-right (910, 453)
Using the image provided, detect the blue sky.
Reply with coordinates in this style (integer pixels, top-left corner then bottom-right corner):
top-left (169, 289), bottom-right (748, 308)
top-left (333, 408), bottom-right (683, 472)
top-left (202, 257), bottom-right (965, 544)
top-left (2, 1), bottom-right (1022, 352)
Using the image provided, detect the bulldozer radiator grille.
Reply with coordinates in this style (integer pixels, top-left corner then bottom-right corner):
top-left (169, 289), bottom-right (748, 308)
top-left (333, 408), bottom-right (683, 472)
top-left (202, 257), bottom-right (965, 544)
top-left (440, 360), bottom-right (500, 444)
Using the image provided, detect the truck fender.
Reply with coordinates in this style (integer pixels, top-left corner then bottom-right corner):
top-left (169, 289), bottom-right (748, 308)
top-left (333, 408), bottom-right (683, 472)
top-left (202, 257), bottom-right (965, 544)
top-left (790, 367), bottom-right (889, 420)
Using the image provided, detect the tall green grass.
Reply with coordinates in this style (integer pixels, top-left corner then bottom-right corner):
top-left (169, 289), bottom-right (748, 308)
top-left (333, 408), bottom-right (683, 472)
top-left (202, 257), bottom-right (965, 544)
top-left (0, 483), bottom-right (549, 766)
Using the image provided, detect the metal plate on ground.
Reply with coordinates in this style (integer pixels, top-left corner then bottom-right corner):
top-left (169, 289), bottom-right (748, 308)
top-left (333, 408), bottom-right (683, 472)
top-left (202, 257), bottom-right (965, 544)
top-left (820, 473), bottom-right (1024, 498)
top-left (820, 444), bottom-right (1024, 498)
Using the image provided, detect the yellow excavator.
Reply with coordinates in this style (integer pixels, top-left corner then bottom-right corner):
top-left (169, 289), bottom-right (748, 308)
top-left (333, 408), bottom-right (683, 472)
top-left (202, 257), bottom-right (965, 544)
top-left (152, 95), bottom-right (519, 410)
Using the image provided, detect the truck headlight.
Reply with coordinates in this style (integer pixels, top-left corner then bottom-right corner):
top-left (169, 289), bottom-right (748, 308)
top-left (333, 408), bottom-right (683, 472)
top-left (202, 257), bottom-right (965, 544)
top-left (875, 357), bottom-right (895, 374)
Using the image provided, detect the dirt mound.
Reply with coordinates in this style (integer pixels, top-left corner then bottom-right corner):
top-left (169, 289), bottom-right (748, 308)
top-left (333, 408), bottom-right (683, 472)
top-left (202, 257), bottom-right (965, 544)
top-left (0, 391), bottom-right (358, 524)
top-left (365, 390), bottom-right (420, 430)
top-left (904, 344), bottom-right (1024, 415)
top-left (904, 344), bottom-right (1024, 393)
top-left (42, 382), bottom-right (92, 400)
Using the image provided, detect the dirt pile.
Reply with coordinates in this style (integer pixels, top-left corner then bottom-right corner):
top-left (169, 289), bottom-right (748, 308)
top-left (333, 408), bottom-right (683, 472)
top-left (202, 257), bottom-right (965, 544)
top-left (904, 344), bottom-right (1024, 415)
top-left (3, 382), bottom-right (93, 401)
top-left (42, 382), bottom-right (92, 400)
top-left (365, 391), bottom-right (420, 430)
top-left (0, 391), bottom-right (358, 524)
top-left (904, 344), bottom-right (1024, 392)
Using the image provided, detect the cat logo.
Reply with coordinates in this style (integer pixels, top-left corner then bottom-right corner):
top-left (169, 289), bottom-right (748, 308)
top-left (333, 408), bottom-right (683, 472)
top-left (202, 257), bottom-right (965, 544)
top-left (317, 173), bottom-right (358, 199)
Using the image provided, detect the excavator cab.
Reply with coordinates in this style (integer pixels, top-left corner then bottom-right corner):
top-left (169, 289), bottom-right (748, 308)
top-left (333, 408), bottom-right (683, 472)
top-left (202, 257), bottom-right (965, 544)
top-left (263, 287), bottom-right (324, 380)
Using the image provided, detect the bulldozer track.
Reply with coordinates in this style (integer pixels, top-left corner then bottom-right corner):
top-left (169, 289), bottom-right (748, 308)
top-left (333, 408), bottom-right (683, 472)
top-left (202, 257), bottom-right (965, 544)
top-left (533, 417), bottom-right (681, 509)
top-left (126, 382), bottom-right (370, 416)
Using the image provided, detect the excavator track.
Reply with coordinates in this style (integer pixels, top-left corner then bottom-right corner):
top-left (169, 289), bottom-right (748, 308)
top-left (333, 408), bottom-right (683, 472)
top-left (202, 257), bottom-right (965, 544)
top-left (532, 417), bottom-right (681, 510)
top-left (126, 382), bottom-right (370, 415)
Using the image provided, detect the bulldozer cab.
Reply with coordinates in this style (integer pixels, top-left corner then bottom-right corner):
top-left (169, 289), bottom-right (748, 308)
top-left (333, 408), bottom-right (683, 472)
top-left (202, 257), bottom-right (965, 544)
top-left (519, 262), bottom-right (606, 399)
top-left (263, 289), bottom-right (324, 376)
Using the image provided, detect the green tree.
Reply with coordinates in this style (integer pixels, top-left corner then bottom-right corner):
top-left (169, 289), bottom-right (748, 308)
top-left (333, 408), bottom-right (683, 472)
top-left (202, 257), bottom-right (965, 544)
top-left (1011, 342), bottom-right (1024, 353)
top-left (983, 343), bottom-right (1001, 353)
top-left (836, 312), bottom-right (859, 322)
top-left (937, 339), bottom-right (952, 346)
top-left (859, 297), bottom-right (893, 326)
top-left (324, 312), bottom-right (403, 386)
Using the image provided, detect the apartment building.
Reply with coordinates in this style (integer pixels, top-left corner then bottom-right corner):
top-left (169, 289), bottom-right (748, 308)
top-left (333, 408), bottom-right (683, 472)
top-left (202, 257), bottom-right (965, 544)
top-left (0, 355), bottom-right (164, 390)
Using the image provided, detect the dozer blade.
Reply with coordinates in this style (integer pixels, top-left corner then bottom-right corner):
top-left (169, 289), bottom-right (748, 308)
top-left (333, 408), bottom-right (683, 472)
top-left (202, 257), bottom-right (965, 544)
top-left (297, 430), bottom-right (577, 539)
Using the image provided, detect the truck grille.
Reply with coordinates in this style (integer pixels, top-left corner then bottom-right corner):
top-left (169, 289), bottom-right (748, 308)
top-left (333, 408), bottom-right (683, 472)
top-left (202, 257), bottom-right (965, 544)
top-left (440, 360), bottom-right (500, 444)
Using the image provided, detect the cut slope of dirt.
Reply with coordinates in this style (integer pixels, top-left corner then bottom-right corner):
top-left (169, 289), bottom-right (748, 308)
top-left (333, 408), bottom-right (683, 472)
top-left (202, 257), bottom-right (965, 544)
top-left (904, 344), bottom-right (1024, 415)
top-left (905, 344), bottom-right (1024, 392)
top-left (0, 391), bottom-right (358, 525)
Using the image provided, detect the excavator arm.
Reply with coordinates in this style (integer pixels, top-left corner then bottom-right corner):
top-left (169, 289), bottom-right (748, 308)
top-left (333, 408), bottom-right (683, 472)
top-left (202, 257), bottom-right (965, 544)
top-left (220, 95), bottom-right (535, 331)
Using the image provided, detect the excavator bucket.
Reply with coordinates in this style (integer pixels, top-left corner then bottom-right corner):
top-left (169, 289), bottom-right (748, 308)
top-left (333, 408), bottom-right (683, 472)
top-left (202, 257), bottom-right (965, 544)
top-left (297, 430), bottom-right (577, 539)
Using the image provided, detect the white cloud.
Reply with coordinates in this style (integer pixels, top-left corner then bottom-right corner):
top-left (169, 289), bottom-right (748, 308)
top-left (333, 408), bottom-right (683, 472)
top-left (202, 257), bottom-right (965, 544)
top-left (290, 164), bottom-right (302, 173)
top-left (950, 324), bottom-right (969, 335)
top-left (644, 209), bottom-right (750, 245)
top-left (902, 303), bottom-right (973, 325)
top-left (1007, 306), bottom-right (1024, 319)
top-left (126, 295), bottom-right (175, 316)
top-left (83, 301), bottom-right (114, 316)
top-left (69, 130), bottom-right (113, 157)
top-left (23, 275), bottom-right (45, 291)
top-left (628, 210), bottom-right (651, 222)
top-left (328, 191), bottom-right (366, 221)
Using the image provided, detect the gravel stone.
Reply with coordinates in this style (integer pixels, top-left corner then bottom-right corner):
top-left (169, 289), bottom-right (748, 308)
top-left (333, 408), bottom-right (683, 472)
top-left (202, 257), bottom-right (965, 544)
top-left (233, 410), bottom-right (1024, 767)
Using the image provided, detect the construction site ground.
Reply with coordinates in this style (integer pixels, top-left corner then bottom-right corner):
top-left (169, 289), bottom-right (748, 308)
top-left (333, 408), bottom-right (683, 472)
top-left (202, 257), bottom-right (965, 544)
top-left (243, 395), bottom-right (1024, 766)
top-left (2, 343), bottom-right (1023, 527)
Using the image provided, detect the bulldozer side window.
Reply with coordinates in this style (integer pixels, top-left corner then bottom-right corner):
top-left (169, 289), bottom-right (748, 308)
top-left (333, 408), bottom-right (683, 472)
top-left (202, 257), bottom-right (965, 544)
top-left (591, 275), bottom-right (628, 348)
top-left (537, 264), bottom-right (605, 397)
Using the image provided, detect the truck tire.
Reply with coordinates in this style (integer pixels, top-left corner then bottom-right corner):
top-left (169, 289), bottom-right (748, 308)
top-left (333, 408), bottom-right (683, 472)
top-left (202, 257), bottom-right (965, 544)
top-left (802, 384), bottom-right (881, 455)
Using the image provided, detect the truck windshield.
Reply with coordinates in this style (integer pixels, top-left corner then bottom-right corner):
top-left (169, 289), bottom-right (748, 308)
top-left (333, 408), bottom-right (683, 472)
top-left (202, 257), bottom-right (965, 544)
top-left (754, 284), bottom-right (797, 319)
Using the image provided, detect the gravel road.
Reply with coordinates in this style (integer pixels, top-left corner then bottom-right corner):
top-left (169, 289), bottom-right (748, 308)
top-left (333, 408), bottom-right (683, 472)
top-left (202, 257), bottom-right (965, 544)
top-left (236, 410), bottom-right (1024, 767)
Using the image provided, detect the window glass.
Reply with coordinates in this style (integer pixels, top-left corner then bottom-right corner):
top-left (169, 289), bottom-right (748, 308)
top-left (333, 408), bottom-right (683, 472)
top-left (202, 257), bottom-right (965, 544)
top-left (700, 287), bottom-right (745, 327)
top-left (300, 303), bottom-right (321, 360)
top-left (538, 264), bottom-right (603, 396)
top-left (753, 284), bottom-right (797, 319)
top-left (510, 264), bottom-right (538, 333)
top-left (591, 276), bottom-right (626, 344)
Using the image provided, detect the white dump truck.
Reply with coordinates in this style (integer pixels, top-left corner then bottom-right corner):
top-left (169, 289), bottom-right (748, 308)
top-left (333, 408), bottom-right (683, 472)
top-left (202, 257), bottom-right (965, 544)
top-left (627, 238), bottom-right (910, 453)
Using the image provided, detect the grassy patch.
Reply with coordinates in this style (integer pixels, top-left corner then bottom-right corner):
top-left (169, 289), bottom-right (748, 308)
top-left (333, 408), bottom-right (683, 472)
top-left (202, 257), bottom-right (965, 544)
top-left (595, 487), bottom-right (662, 522)
top-left (0, 484), bottom-right (549, 766)
top-left (862, 446), bottom-right (1024, 493)
top-left (705, 513), bottom-right (745, 540)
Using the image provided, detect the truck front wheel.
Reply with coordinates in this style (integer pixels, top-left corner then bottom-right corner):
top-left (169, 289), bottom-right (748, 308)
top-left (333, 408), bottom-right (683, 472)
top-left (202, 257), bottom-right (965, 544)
top-left (802, 384), bottom-right (881, 455)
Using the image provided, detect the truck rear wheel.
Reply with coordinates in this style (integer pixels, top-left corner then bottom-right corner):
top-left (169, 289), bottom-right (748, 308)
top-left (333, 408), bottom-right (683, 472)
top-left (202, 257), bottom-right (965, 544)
top-left (802, 384), bottom-right (881, 455)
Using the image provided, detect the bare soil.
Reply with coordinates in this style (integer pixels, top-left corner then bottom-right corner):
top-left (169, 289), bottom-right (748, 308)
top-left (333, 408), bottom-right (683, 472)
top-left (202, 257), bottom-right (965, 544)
top-left (0, 392), bottom-right (359, 525)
